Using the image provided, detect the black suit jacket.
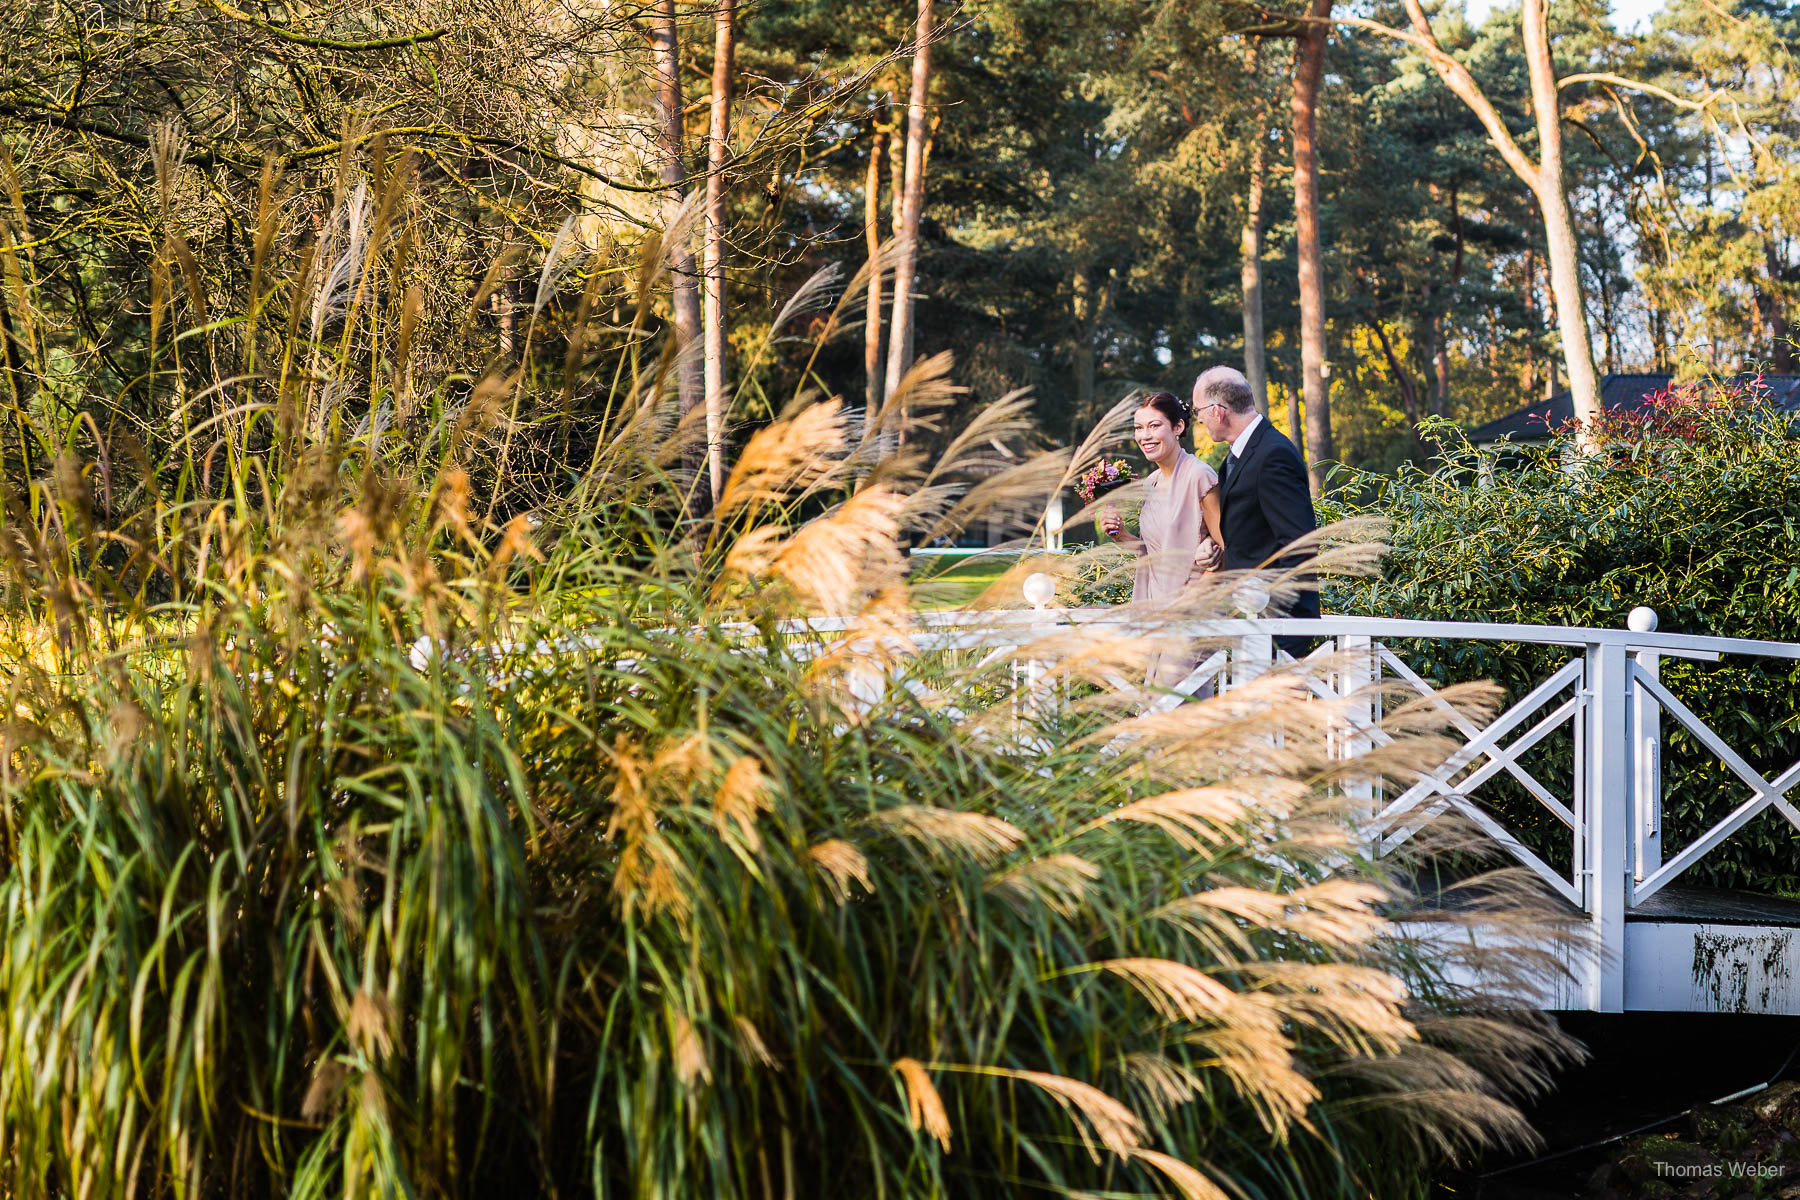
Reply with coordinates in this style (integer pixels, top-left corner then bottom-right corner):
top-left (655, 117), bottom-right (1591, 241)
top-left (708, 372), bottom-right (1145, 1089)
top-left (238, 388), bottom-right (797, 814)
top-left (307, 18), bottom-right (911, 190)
top-left (1218, 419), bottom-right (1321, 619)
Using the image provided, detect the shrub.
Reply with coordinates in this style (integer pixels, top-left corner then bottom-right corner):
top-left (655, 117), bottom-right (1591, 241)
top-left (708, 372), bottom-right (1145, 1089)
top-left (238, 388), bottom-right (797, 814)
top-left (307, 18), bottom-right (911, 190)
top-left (1324, 378), bottom-right (1800, 895)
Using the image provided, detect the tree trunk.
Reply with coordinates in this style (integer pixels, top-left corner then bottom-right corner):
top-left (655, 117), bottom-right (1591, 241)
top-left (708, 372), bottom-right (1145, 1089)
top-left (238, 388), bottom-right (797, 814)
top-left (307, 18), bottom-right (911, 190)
top-left (1523, 247), bottom-right (1538, 394)
top-left (702, 0), bottom-right (736, 503)
top-left (1372, 0), bottom-right (1605, 440)
top-left (1762, 238), bottom-right (1795, 370)
top-left (1488, 305), bottom-right (1501, 386)
top-left (1438, 184), bottom-right (1460, 416)
top-left (1599, 266), bottom-right (1617, 375)
top-left (890, 102), bottom-right (906, 233)
top-left (1522, 0), bottom-right (1600, 430)
top-left (652, 0), bottom-right (704, 431)
top-left (1070, 266), bottom-right (1108, 422)
top-left (865, 128), bottom-right (887, 413)
top-left (1418, 300), bottom-right (1443, 417)
top-left (1372, 320), bottom-right (1425, 459)
top-left (1291, 5), bottom-right (1333, 497)
top-left (1542, 250), bottom-right (1559, 398)
top-left (1431, 313), bottom-right (1450, 417)
top-left (1591, 198), bottom-right (1618, 376)
top-left (1240, 44), bottom-right (1269, 415)
top-left (1287, 378), bottom-right (1305, 456)
top-left (883, 0), bottom-right (933, 416)
top-left (495, 279), bottom-right (515, 358)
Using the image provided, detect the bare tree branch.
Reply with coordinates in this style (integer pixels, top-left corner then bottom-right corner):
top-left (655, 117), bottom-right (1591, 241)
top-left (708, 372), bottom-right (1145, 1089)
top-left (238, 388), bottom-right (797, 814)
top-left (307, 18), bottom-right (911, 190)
top-left (1557, 72), bottom-right (1724, 110)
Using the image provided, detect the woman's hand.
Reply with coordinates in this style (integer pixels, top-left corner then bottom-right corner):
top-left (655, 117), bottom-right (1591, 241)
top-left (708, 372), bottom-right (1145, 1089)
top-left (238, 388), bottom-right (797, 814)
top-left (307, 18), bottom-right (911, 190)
top-left (1101, 508), bottom-right (1124, 537)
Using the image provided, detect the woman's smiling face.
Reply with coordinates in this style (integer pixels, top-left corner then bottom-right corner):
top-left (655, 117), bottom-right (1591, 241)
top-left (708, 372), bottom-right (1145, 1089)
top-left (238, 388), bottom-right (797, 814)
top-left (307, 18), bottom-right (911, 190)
top-left (1134, 407), bottom-right (1182, 464)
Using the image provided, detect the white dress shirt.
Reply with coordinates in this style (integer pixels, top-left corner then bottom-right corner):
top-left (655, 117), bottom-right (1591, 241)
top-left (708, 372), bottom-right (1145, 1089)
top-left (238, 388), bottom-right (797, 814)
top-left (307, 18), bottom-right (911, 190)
top-left (1229, 412), bottom-right (1264, 459)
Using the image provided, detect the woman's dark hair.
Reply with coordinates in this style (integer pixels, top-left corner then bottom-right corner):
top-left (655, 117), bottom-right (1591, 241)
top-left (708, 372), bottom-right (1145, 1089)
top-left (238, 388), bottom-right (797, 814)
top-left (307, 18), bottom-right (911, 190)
top-left (1137, 391), bottom-right (1191, 439)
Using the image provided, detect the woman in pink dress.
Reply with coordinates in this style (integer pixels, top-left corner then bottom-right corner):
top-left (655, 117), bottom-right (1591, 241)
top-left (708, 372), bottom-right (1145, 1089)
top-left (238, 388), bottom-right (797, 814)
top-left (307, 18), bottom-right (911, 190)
top-left (1101, 392), bottom-right (1224, 690)
top-left (1101, 391), bottom-right (1224, 606)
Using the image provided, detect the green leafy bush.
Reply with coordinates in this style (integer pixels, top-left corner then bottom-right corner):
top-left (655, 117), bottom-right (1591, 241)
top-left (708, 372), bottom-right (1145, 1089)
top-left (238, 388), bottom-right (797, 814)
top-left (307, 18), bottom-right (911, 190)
top-left (1325, 381), bottom-right (1800, 895)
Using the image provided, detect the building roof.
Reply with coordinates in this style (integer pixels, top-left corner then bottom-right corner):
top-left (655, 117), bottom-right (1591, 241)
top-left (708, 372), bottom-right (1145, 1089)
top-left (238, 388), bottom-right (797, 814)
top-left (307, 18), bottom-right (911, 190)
top-left (1467, 373), bottom-right (1800, 445)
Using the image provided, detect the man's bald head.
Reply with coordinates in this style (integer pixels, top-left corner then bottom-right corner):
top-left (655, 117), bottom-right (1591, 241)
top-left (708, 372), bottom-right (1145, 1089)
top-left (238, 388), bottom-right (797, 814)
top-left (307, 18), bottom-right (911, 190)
top-left (1194, 366), bottom-right (1256, 416)
top-left (1192, 365), bottom-right (1258, 444)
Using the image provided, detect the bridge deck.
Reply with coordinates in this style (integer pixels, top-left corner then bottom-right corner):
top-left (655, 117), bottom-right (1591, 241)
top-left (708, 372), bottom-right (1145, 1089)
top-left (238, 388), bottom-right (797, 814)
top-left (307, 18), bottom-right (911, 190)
top-left (1626, 883), bottom-right (1800, 927)
top-left (1405, 882), bottom-right (1800, 1015)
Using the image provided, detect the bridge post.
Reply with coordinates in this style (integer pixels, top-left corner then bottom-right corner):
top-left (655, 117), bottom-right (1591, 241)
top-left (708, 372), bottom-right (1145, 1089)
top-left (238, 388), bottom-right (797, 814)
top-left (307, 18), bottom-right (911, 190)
top-left (1585, 641), bottom-right (1632, 1013)
top-left (1231, 631), bottom-right (1273, 691)
top-left (1337, 634), bottom-right (1376, 829)
top-left (1015, 575), bottom-right (1058, 724)
top-left (1627, 608), bottom-right (1663, 884)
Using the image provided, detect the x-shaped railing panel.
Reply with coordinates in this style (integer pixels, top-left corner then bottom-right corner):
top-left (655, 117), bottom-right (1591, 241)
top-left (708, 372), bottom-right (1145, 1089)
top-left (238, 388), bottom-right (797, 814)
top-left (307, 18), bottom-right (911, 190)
top-left (1362, 656), bottom-right (1586, 906)
top-left (1629, 662), bottom-right (1800, 904)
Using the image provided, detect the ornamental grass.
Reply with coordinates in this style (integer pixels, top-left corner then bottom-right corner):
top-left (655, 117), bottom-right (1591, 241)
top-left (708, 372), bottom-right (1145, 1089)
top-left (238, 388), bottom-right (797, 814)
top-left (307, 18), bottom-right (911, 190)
top-left (0, 174), bottom-right (1580, 1199)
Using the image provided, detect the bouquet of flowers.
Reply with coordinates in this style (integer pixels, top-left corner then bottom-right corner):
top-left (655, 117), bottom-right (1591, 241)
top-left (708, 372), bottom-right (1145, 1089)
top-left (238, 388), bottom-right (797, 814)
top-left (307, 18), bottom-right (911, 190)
top-left (1076, 458), bottom-right (1135, 504)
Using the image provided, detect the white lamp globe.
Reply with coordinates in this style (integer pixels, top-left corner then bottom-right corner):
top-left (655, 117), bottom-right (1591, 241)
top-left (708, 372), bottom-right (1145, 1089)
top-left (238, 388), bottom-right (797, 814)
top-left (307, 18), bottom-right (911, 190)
top-left (1234, 582), bottom-right (1271, 618)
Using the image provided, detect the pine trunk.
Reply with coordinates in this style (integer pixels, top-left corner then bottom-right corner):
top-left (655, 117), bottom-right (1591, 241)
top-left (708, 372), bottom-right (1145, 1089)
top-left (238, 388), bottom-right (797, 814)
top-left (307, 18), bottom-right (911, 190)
top-left (1240, 123), bottom-right (1269, 416)
top-left (652, 0), bottom-right (704, 432)
top-left (1288, 380), bottom-right (1306, 456)
top-left (884, 0), bottom-right (933, 413)
top-left (1071, 267), bottom-right (1104, 422)
top-left (890, 109), bottom-right (906, 234)
top-left (865, 129), bottom-right (887, 413)
top-left (1522, 0), bottom-right (1600, 432)
top-left (1372, 321), bottom-right (1424, 460)
top-left (1291, 4), bottom-right (1333, 497)
top-left (1523, 248), bottom-right (1538, 394)
top-left (702, 0), bottom-right (736, 503)
top-left (1433, 319), bottom-right (1450, 417)
top-left (1240, 43), bottom-right (1269, 415)
top-left (495, 280), bottom-right (515, 359)
top-left (1417, 299), bottom-right (1439, 416)
top-left (1763, 239), bottom-right (1795, 370)
top-left (1439, 185), bottom-right (1460, 416)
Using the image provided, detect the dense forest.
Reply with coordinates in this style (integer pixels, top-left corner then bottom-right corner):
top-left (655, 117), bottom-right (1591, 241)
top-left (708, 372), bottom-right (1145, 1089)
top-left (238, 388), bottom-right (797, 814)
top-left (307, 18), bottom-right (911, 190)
top-left (5, 0), bottom-right (1799, 498)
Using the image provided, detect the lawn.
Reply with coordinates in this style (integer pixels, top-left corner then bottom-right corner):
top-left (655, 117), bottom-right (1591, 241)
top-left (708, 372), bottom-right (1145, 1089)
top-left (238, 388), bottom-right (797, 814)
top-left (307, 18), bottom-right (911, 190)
top-left (907, 551), bottom-right (1020, 610)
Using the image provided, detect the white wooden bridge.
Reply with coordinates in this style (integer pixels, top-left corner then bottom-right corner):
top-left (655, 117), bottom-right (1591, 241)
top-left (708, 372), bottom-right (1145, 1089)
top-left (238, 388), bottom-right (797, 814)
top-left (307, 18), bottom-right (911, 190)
top-left (882, 589), bottom-right (1800, 1017)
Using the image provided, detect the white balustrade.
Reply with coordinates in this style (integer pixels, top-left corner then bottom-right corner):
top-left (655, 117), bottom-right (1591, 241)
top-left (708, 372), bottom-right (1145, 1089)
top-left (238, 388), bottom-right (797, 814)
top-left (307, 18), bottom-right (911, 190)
top-left (784, 601), bottom-right (1800, 1013)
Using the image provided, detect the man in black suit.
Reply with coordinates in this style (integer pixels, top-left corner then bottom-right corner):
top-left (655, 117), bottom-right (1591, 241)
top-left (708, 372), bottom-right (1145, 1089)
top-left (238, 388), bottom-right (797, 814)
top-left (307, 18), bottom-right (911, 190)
top-left (1193, 366), bottom-right (1321, 633)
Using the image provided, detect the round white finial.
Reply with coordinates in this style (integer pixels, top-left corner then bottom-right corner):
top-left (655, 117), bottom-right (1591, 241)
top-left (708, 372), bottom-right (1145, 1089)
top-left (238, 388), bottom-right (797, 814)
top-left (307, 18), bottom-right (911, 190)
top-left (1023, 572), bottom-right (1056, 611)
top-left (1234, 581), bottom-right (1271, 618)
top-left (1627, 606), bottom-right (1659, 633)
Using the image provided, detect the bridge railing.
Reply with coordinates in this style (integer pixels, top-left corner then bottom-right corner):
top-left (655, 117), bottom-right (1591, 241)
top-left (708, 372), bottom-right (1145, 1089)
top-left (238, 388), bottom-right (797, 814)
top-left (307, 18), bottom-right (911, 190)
top-left (797, 595), bottom-right (1800, 1011)
top-left (420, 589), bottom-right (1800, 1009)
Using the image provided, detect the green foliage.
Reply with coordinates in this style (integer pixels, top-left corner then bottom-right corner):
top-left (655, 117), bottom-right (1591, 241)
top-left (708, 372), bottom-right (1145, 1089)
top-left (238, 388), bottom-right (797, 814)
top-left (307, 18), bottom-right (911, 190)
top-left (1325, 379), bottom-right (1800, 894)
top-left (1067, 542), bottom-right (1136, 607)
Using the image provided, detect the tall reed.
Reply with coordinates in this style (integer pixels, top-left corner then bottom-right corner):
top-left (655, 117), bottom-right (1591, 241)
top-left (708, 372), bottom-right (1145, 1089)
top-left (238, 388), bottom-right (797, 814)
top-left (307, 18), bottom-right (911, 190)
top-left (0, 168), bottom-right (1579, 1200)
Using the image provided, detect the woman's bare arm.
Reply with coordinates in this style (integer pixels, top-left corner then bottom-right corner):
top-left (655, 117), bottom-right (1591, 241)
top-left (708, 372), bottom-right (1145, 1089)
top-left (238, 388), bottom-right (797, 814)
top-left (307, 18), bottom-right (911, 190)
top-left (1184, 478), bottom-right (1225, 584)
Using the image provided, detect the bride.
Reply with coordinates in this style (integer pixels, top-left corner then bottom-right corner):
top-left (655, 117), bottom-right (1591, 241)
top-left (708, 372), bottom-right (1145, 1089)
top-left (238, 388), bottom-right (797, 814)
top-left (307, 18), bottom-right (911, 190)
top-left (1100, 391), bottom-right (1225, 692)
top-left (1101, 391), bottom-right (1224, 605)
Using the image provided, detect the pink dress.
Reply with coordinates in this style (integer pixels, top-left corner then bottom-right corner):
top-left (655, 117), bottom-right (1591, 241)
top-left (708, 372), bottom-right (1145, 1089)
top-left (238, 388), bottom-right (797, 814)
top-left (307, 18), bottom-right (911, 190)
top-left (1126, 451), bottom-right (1221, 607)
top-left (1118, 451), bottom-right (1221, 692)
